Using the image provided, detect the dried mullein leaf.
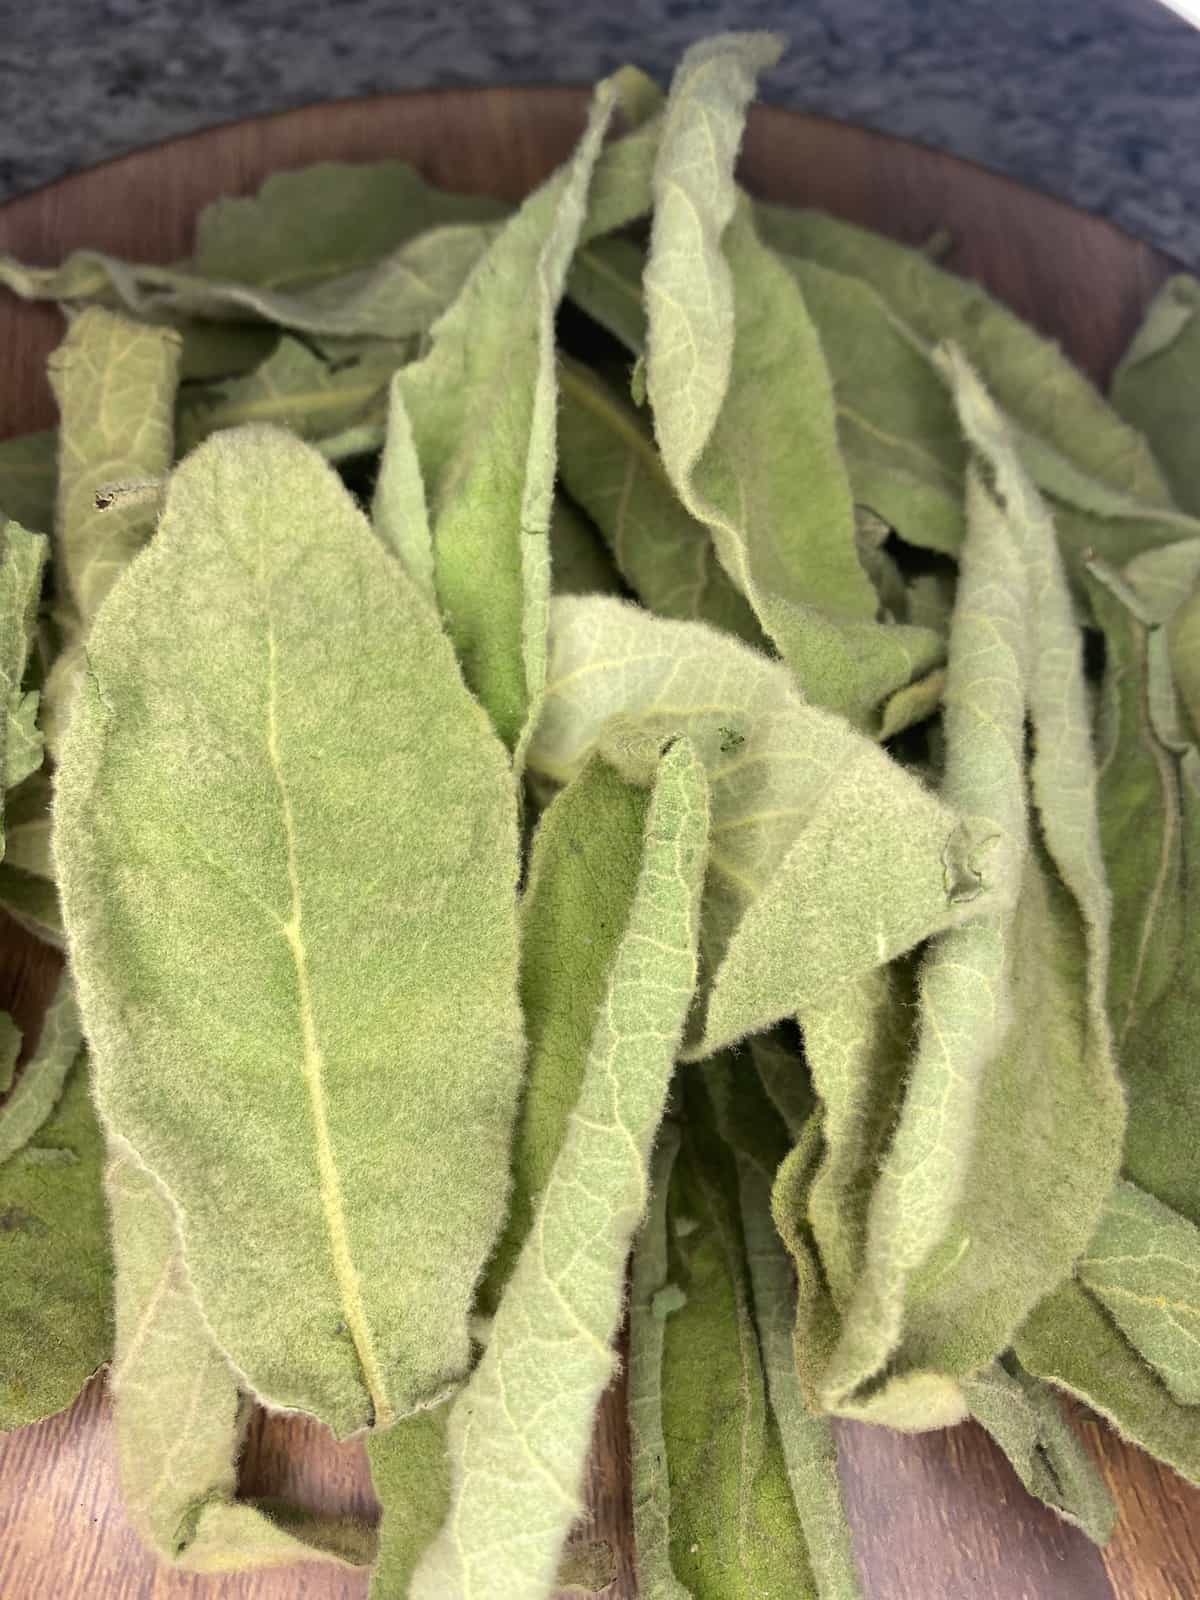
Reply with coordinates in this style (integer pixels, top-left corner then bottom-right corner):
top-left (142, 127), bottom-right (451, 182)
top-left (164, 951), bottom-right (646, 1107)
top-left (0, 431), bottom-right (56, 538)
top-left (0, 972), bottom-right (82, 1167)
top-left (1111, 274), bottom-right (1200, 516)
top-left (399, 83), bottom-right (618, 749)
top-left (653, 1066), bottom-right (821, 1598)
top-left (548, 495), bottom-right (625, 597)
top-left (529, 597), bottom-right (977, 1059)
top-left (365, 1407), bottom-right (452, 1600)
top-left (1085, 549), bottom-right (1200, 1227)
top-left (176, 334), bottom-right (410, 456)
top-left (371, 372), bottom-right (434, 601)
top-left (756, 205), bottom-right (1173, 512)
top-left (53, 426), bottom-right (524, 1437)
top-left (1077, 1180), bottom-right (1200, 1405)
top-left (0, 521), bottom-right (47, 809)
top-left (0, 1051), bottom-right (112, 1430)
top-left (643, 37), bottom-right (942, 730)
top-left (409, 739), bottom-right (708, 1600)
top-left (706, 1058), bottom-right (863, 1599)
top-left (483, 753), bottom-right (649, 1305)
top-left (629, 1123), bottom-right (693, 1600)
top-left (556, 359), bottom-right (767, 646)
top-left (1015, 1280), bottom-right (1200, 1487)
top-left (961, 1357), bottom-right (1115, 1543)
top-left (106, 1139), bottom-right (375, 1571)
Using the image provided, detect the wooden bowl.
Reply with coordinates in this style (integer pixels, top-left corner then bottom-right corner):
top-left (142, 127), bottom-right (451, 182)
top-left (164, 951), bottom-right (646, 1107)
top-left (0, 86), bottom-right (1196, 1600)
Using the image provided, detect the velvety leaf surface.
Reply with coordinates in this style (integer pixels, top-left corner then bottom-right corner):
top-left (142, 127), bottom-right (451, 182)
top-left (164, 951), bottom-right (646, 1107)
top-left (106, 1139), bottom-right (375, 1571)
top-left (0, 1052), bottom-right (112, 1430)
top-left (409, 739), bottom-right (708, 1600)
top-left (961, 1357), bottom-right (1115, 1542)
top-left (53, 425), bottom-right (524, 1438)
top-left (1078, 1180), bottom-right (1200, 1405)
top-left (399, 84), bottom-right (617, 749)
top-left (0, 971), bottom-right (82, 1167)
top-left (1, 769), bottom-right (53, 879)
top-left (0, 521), bottom-right (47, 813)
top-left (371, 372), bottom-right (434, 601)
top-left (1111, 274), bottom-right (1200, 517)
top-left (529, 596), bottom-right (976, 1057)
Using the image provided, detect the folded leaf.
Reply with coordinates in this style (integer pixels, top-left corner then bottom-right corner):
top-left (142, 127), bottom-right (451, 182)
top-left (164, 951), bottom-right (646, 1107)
top-left (755, 205), bottom-right (1173, 512)
top-left (0, 521), bottom-right (47, 815)
top-left (707, 1058), bottom-right (863, 1599)
top-left (0, 970), bottom-right (82, 1167)
top-left (398, 84), bottom-right (617, 749)
top-left (567, 237), bottom-right (651, 354)
top-left (1110, 274), bottom-right (1200, 516)
top-left (961, 1357), bottom-right (1115, 1543)
top-left (529, 596), bottom-right (978, 1058)
top-left (629, 1123), bottom-right (693, 1600)
top-left (0, 431), bottom-right (56, 538)
top-left (106, 1138), bottom-right (375, 1571)
top-left (1077, 1180), bottom-right (1200, 1405)
top-left (409, 738), bottom-right (709, 1600)
top-left (371, 372), bottom-right (434, 601)
top-left (556, 359), bottom-right (767, 646)
top-left (1015, 1280), bottom-right (1200, 1487)
top-left (645, 37), bottom-right (943, 731)
top-left (484, 752), bottom-right (649, 1304)
top-left (0, 1051), bottom-right (112, 1429)
top-left (366, 1407), bottom-right (453, 1599)
top-left (54, 425), bottom-right (525, 1437)
top-left (176, 335), bottom-right (410, 456)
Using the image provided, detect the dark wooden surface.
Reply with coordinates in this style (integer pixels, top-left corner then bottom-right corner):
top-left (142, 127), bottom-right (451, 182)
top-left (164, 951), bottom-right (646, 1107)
top-left (0, 86), bottom-right (1197, 1600)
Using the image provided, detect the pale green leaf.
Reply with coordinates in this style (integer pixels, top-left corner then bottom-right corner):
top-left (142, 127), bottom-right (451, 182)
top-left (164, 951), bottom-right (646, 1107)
top-left (567, 236), bottom-right (650, 353)
top-left (749, 1032), bottom-right (814, 1143)
top-left (484, 753), bottom-right (650, 1305)
top-left (0, 521), bottom-right (48, 809)
top-left (1015, 1280), bottom-right (1200, 1487)
top-left (529, 596), bottom-right (979, 1058)
top-left (755, 205), bottom-right (1173, 511)
top-left (366, 1407), bottom-right (452, 1600)
top-left (1111, 274), bottom-right (1200, 516)
top-left (548, 495), bottom-right (625, 597)
top-left (0, 431), bottom-right (56, 535)
top-left (410, 739), bottom-right (709, 1600)
top-left (176, 334), bottom-right (409, 456)
top-left (399, 84), bottom-right (617, 749)
top-left (53, 425), bottom-right (524, 1437)
top-left (707, 1058), bottom-right (863, 1599)
top-left (106, 1138), bottom-right (375, 1571)
top-left (556, 359), bottom-right (767, 646)
top-left (629, 1123), bottom-right (694, 1600)
top-left (1078, 1180), bottom-right (1200, 1405)
top-left (371, 371), bottom-right (434, 601)
top-left (1169, 579), bottom-right (1200, 742)
top-left (0, 1050), bottom-right (112, 1430)
top-left (0, 971), bottom-right (82, 1167)
top-left (961, 1357), bottom-right (1115, 1543)
top-left (48, 308), bottom-right (181, 631)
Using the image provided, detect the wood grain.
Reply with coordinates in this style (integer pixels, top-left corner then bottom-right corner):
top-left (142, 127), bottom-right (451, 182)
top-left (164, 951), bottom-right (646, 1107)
top-left (0, 84), bottom-right (1197, 1600)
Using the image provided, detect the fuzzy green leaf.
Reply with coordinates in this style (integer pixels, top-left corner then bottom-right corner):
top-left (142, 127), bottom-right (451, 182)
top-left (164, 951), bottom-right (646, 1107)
top-left (0, 431), bottom-right (56, 536)
top-left (0, 1051), bottom-right (112, 1430)
top-left (0, 521), bottom-right (48, 811)
top-left (567, 236), bottom-right (651, 353)
top-left (53, 425), bottom-right (524, 1437)
top-left (529, 596), bottom-right (978, 1058)
top-left (106, 1139), bottom-right (375, 1570)
top-left (961, 1357), bottom-right (1115, 1543)
top-left (0, 1012), bottom-right (18, 1097)
top-left (1111, 274), bottom-right (1200, 517)
top-left (548, 496), bottom-right (625, 597)
top-left (398, 84), bottom-right (617, 749)
top-left (366, 1407), bottom-right (452, 1600)
top-left (0, 861), bottom-right (63, 947)
top-left (0, 971), bottom-right (82, 1167)
top-left (556, 360), bottom-right (767, 647)
top-left (176, 335), bottom-right (409, 456)
top-left (409, 739), bottom-right (709, 1600)
top-left (1015, 1280), bottom-right (1200, 1487)
top-left (1077, 1180), bottom-right (1200, 1405)
top-left (371, 371), bottom-right (434, 601)
top-left (755, 206), bottom-right (1173, 513)
top-left (1, 769), bottom-right (53, 880)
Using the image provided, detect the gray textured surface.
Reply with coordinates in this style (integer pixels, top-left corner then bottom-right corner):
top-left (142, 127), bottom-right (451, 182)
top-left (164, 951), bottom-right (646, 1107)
top-left (2, 0), bottom-right (1198, 262)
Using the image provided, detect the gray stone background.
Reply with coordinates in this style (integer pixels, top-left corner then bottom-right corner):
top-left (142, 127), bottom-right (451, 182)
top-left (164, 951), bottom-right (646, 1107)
top-left (3, 0), bottom-right (1199, 262)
